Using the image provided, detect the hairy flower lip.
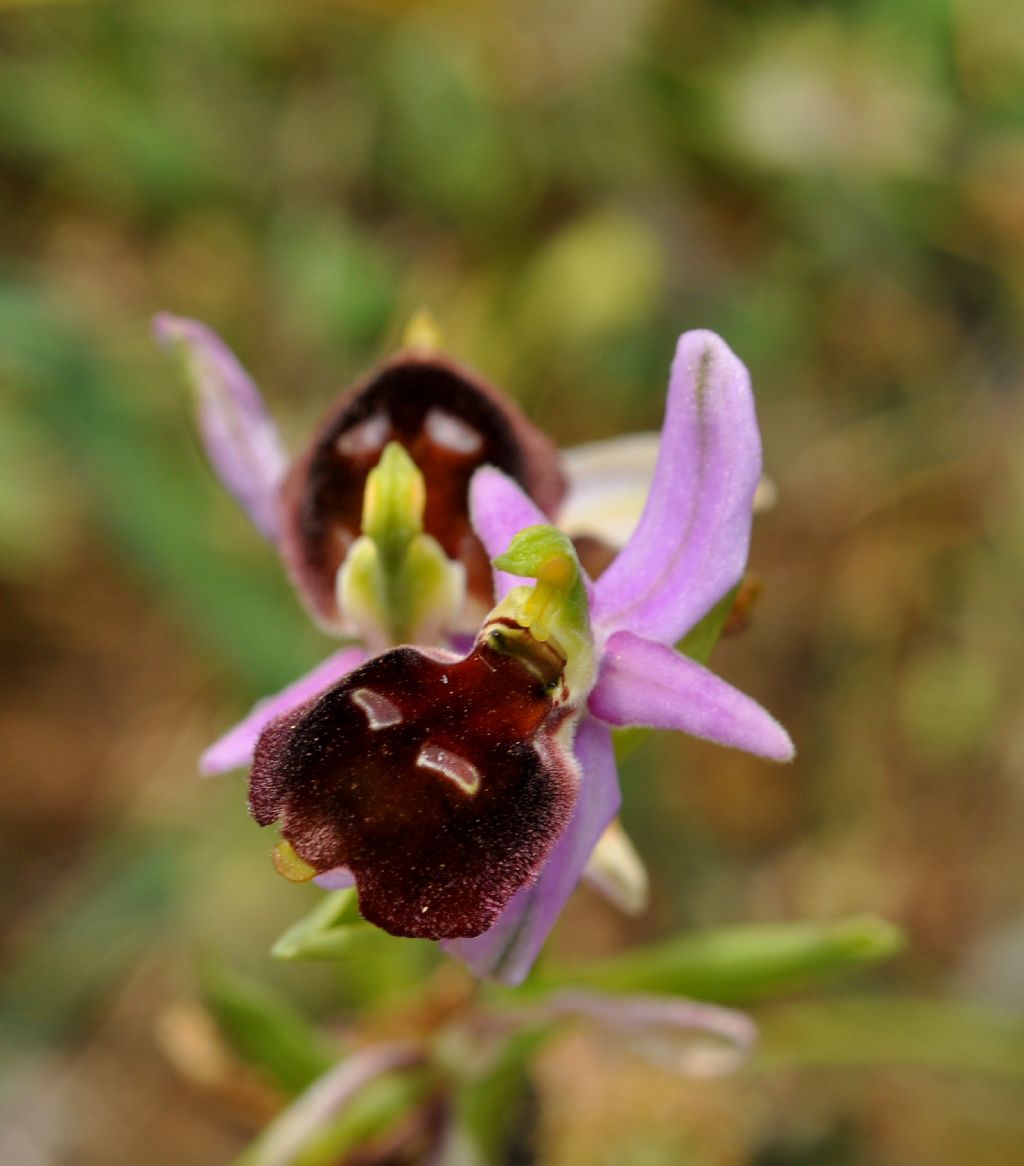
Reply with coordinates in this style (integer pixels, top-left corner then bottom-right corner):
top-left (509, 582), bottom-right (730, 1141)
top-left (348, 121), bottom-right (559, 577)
top-left (250, 622), bottom-right (586, 941)
top-left (278, 349), bottom-right (566, 631)
top-left (251, 530), bottom-right (594, 942)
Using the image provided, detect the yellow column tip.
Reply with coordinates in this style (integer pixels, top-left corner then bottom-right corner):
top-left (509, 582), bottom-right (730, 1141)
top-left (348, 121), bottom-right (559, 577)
top-left (401, 306), bottom-right (444, 352)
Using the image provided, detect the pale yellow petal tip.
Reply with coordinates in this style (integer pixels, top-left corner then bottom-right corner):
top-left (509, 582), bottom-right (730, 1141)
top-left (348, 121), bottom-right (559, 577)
top-left (753, 475), bottom-right (777, 514)
top-left (401, 306), bottom-right (444, 352)
top-left (583, 819), bottom-right (649, 915)
top-left (272, 839), bottom-right (317, 883)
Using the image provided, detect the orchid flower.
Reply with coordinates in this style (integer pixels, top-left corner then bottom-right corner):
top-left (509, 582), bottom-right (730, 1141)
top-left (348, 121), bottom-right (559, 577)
top-left (157, 314), bottom-right (791, 982)
top-left (442, 330), bottom-right (794, 982)
top-left (237, 329), bottom-right (793, 985)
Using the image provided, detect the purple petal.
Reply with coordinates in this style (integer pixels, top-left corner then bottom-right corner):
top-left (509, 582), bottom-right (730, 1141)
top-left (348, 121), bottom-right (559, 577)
top-left (153, 313), bottom-right (289, 540)
top-left (500, 990), bottom-right (757, 1078)
top-left (314, 867), bottom-right (356, 891)
top-left (443, 717), bottom-right (621, 985)
top-left (593, 330), bottom-right (762, 645)
top-left (200, 646), bottom-right (367, 775)
top-left (469, 467), bottom-right (597, 610)
top-left (590, 630), bottom-right (794, 761)
top-left (470, 467), bottom-right (552, 600)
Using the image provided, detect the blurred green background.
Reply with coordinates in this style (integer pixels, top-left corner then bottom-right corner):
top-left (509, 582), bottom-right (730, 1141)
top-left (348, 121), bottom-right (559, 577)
top-left (2, 0), bottom-right (1023, 1163)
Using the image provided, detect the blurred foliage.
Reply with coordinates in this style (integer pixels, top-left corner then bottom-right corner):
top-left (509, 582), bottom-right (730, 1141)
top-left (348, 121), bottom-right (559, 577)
top-left (199, 963), bottom-right (339, 1097)
top-left (533, 916), bottom-right (905, 1004)
top-left (2, 0), bottom-right (1024, 1163)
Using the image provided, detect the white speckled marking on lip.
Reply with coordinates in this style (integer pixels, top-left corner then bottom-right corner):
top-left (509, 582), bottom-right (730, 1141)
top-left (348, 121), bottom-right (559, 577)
top-left (336, 411), bottom-right (390, 456)
top-left (349, 687), bottom-right (404, 730)
top-left (425, 406), bottom-right (483, 455)
top-left (416, 742), bottom-right (481, 796)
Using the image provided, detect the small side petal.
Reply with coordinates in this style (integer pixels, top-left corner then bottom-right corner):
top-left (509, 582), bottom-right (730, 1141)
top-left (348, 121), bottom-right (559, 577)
top-left (314, 867), bottom-right (357, 891)
top-left (582, 819), bottom-right (649, 915)
top-left (200, 647), bottom-right (367, 775)
top-left (590, 630), bottom-right (794, 761)
top-left (593, 330), bottom-right (762, 644)
top-left (470, 466), bottom-right (552, 600)
top-left (153, 313), bottom-right (289, 540)
top-left (444, 717), bottom-right (621, 985)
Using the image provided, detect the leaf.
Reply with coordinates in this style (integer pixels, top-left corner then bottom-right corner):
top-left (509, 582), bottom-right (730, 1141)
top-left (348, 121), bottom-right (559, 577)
top-left (677, 583), bottom-right (741, 667)
top-left (755, 997), bottom-right (1024, 1080)
top-left (451, 1030), bottom-right (547, 1166)
top-left (200, 964), bottom-right (338, 1096)
top-left (532, 915), bottom-right (904, 1004)
top-left (234, 1046), bottom-right (429, 1166)
top-left (0, 832), bottom-right (180, 1048)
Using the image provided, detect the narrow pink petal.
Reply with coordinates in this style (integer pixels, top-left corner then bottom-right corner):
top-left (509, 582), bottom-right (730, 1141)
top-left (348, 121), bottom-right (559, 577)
top-left (593, 330), bottom-right (761, 645)
top-left (200, 647), bottom-right (367, 775)
top-left (153, 313), bottom-right (289, 540)
top-left (590, 631), bottom-right (794, 761)
top-left (498, 990), bottom-right (757, 1078)
top-left (443, 717), bottom-right (621, 985)
top-left (469, 466), bottom-right (552, 600)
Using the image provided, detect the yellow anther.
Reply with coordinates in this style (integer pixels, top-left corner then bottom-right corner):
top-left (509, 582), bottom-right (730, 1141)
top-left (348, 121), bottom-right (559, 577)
top-left (521, 554), bottom-right (575, 642)
top-left (490, 526), bottom-right (593, 702)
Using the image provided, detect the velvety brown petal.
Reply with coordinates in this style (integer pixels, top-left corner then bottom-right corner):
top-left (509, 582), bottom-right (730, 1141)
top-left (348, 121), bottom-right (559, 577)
top-left (249, 633), bottom-right (579, 940)
top-left (278, 352), bottom-right (565, 628)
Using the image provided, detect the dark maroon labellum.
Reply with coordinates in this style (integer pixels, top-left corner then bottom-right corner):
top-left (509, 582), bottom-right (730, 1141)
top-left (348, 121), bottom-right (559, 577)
top-left (278, 353), bottom-right (565, 627)
top-left (249, 626), bottom-right (578, 940)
